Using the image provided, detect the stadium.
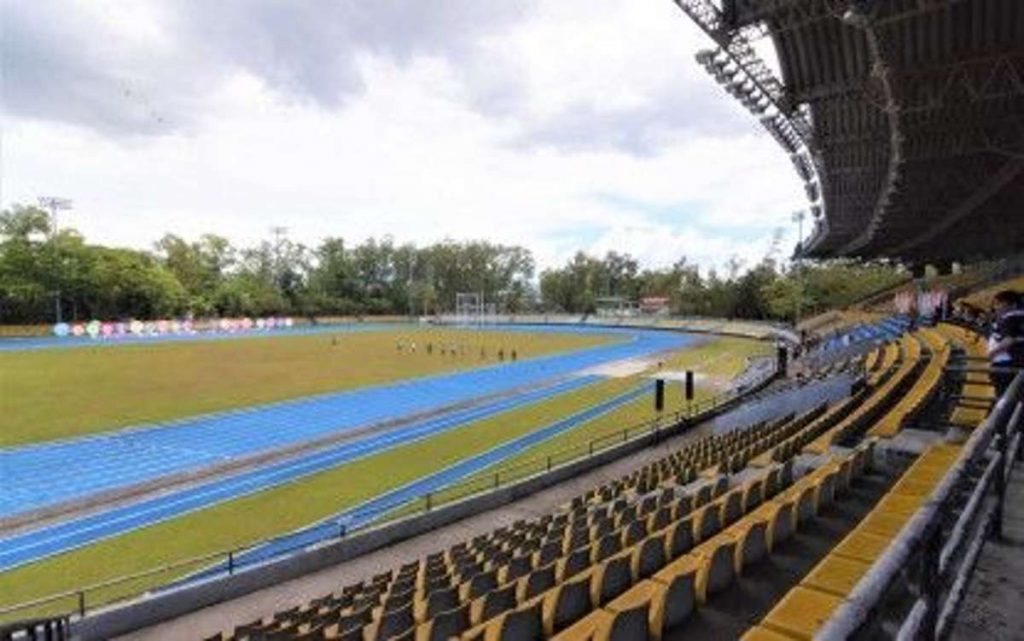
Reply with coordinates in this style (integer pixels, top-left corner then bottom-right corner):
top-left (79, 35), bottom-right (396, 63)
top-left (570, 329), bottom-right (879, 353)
top-left (1, 1), bottom-right (1023, 640)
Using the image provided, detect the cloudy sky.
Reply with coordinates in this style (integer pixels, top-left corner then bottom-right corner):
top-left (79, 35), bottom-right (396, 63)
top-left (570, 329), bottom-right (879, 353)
top-left (1, 0), bottom-right (806, 273)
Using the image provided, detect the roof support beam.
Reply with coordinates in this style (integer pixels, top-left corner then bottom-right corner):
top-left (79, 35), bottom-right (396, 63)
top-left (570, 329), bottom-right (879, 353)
top-left (836, 7), bottom-right (905, 255)
top-left (886, 158), bottom-right (1024, 256)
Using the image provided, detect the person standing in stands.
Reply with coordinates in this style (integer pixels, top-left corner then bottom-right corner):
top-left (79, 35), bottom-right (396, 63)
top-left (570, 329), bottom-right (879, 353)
top-left (987, 290), bottom-right (1024, 397)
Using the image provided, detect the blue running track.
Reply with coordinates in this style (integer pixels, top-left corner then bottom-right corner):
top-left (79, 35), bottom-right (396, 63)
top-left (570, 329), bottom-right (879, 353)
top-left (0, 327), bottom-right (691, 518)
top-left (0, 376), bottom-right (604, 572)
top-left (185, 381), bottom-right (653, 581)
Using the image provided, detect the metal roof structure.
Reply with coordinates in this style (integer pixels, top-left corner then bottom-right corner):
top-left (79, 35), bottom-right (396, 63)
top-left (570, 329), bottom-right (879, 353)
top-left (673, 0), bottom-right (1024, 263)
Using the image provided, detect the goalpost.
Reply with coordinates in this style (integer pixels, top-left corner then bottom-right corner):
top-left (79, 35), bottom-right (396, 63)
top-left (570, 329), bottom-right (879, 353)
top-left (455, 293), bottom-right (500, 327)
top-left (455, 293), bottom-right (483, 327)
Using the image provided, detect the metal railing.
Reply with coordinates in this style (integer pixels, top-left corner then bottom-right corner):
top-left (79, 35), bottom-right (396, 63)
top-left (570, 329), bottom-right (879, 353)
top-left (0, 365), bottom-right (781, 630)
top-left (818, 370), bottom-right (1024, 641)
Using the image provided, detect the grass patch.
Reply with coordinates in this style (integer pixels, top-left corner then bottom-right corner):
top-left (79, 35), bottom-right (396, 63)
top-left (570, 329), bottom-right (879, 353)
top-left (0, 327), bottom-right (617, 446)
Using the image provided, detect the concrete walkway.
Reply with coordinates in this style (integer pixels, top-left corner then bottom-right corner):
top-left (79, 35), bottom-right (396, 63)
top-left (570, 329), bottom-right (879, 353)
top-left (950, 466), bottom-right (1024, 641)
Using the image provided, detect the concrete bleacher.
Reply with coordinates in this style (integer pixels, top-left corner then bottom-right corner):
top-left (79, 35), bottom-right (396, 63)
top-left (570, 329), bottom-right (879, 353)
top-left (197, 407), bottom-right (852, 641)
top-left (137, 322), bottom-right (999, 641)
top-left (747, 443), bottom-right (960, 640)
top-left (195, 325), bottom-right (957, 641)
top-left (802, 333), bottom-right (925, 454)
top-left (866, 328), bottom-right (949, 439)
top-left (933, 323), bottom-right (996, 430)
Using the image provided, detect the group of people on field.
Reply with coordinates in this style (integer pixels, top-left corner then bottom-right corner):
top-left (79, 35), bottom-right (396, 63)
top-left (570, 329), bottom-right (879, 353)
top-left (395, 338), bottom-right (518, 362)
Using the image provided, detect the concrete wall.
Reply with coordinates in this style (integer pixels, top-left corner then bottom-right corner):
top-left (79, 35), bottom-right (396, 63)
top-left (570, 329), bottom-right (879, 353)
top-left (72, 374), bottom-right (777, 640)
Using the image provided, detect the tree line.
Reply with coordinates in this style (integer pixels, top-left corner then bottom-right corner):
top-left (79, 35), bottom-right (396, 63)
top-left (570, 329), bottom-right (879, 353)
top-left (539, 248), bottom-right (906, 321)
top-left (0, 204), bottom-right (904, 324)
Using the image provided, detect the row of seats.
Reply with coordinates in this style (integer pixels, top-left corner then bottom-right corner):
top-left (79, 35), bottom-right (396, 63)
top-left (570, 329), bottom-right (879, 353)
top-left (563, 414), bottom-right (802, 512)
top-left (861, 349), bottom-right (880, 376)
top-left (209, 413), bottom-right (815, 641)
top-left (745, 442), bottom-right (961, 641)
top-left (804, 333), bottom-right (926, 454)
top-left (934, 323), bottom-right (996, 429)
top-left (749, 394), bottom-right (866, 469)
top-left (239, 459), bottom-right (790, 641)
top-left (807, 353), bottom-right (863, 381)
top-left (867, 328), bottom-right (951, 438)
top-left (741, 323), bottom-right (997, 639)
top-left (459, 460), bottom-right (803, 641)
top-left (545, 443), bottom-right (876, 641)
top-left (865, 341), bottom-right (900, 387)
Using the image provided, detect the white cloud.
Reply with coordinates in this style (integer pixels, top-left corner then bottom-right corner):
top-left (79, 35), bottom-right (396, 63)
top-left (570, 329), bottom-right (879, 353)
top-left (1, 0), bottom-right (808, 274)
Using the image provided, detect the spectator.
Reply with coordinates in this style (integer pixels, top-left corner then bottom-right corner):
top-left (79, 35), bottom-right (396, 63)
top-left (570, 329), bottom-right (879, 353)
top-left (987, 290), bottom-right (1024, 397)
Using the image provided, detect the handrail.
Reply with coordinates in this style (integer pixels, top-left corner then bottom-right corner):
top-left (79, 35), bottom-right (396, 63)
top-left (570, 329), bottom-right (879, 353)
top-left (817, 370), bottom-right (1024, 641)
top-left (0, 364), bottom-right (781, 627)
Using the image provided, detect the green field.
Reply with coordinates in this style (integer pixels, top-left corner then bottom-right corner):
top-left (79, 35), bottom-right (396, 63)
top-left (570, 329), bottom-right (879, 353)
top-left (0, 334), bottom-right (765, 616)
top-left (0, 327), bottom-right (617, 446)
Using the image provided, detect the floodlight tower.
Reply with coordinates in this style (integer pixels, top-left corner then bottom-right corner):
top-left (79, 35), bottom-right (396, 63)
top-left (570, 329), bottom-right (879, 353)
top-left (270, 225), bottom-right (288, 295)
top-left (270, 225), bottom-right (288, 257)
top-left (791, 210), bottom-right (806, 326)
top-left (38, 196), bottom-right (73, 323)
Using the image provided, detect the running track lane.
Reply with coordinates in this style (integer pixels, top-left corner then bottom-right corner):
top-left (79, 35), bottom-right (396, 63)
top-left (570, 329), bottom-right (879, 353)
top-left (0, 376), bottom-right (601, 572)
top-left (184, 381), bottom-right (653, 581)
top-left (0, 327), bottom-right (692, 517)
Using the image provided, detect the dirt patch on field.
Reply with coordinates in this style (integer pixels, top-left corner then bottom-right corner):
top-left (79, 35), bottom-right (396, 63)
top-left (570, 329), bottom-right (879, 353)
top-left (655, 369), bottom-right (731, 391)
top-left (580, 358), bottom-right (656, 378)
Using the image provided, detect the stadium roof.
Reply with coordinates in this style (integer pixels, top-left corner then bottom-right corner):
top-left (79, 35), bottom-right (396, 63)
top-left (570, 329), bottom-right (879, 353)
top-left (674, 0), bottom-right (1024, 264)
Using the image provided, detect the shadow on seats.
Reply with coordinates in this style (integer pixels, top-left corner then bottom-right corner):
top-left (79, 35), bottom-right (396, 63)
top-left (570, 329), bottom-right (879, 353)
top-left (663, 472), bottom-right (892, 641)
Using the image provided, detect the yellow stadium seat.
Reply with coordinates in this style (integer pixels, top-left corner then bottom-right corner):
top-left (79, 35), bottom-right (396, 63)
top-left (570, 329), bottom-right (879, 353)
top-left (693, 537), bottom-right (737, 603)
top-left (542, 570), bottom-right (595, 636)
top-left (694, 503), bottom-right (722, 543)
top-left (650, 555), bottom-right (699, 625)
top-left (590, 552), bottom-right (635, 606)
top-left (728, 518), bottom-right (769, 573)
top-left (755, 501), bottom-right (794, 551)
top-left (477, 598), bottom-right (544, 641)
top-left (664, 516), bottom-right (694, 559)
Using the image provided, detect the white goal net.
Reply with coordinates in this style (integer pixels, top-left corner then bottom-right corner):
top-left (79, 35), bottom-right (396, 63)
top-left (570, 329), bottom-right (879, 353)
top-left (455, 293), bottom-right (499, 327)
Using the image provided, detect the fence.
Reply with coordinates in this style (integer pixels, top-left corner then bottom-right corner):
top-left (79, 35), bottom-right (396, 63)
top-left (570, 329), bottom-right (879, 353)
top-left (817, 370), bottom-right (1024, 641)
top-left (0, 364), bottom-right (781, 633)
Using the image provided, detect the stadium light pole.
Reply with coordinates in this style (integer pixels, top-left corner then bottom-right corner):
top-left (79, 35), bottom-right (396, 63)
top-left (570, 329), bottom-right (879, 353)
top-left (791, 210), bottom-right (806, 326)
top-left (269, 225), bottom-right (288, 296)
top-left (38, 196), bottom-right (73, 324)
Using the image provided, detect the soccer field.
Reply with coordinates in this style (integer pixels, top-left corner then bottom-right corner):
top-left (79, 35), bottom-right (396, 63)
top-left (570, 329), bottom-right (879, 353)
top-left (0, 325), bottom-right (617, 446)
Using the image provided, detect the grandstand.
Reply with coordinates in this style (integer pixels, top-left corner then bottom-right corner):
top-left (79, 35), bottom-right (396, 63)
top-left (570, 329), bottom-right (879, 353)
top-left (2, 2), bottom-right (1023, 641)
top-left (3, 297), bottom-right (1016, 641)
top-left (20, 304), bottom-right (1003, 641)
